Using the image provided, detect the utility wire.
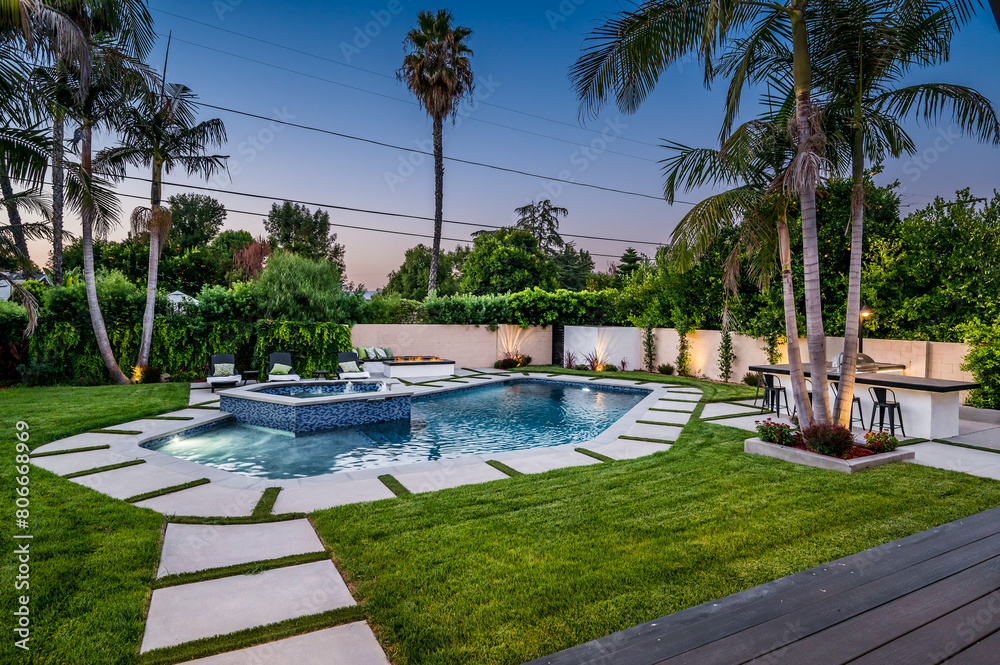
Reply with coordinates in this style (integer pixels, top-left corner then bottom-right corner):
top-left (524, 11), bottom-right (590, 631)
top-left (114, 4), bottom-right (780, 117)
top-left (114, 173), bottom-right (666, 250)
top-left (149, 6), bottom-right (662, 151)
top-left (165, 35), bottom-right (657, 163)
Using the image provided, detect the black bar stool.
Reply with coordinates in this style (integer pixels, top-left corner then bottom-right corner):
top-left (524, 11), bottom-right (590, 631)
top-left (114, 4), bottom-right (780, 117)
top-left (752, 372), bottom-right (766, 407)
top-left (761, 374), bottom-right (790, 417)
top-left (832, 382), bottom-right (865, 429)
top-left (791, 378), bottom-right (814, 418)
top-left (868, 387), bottom-right (906, 437)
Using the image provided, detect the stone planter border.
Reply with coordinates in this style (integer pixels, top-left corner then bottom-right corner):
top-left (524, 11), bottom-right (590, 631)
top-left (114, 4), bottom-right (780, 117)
top-left (744, 437), bottom-right (915, 474)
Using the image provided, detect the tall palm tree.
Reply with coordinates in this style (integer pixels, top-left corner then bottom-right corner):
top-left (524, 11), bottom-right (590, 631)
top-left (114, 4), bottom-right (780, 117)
top-left (398, 9), bottom-right (474, 295)
top-left (104, 80), bottom-right (226, 371)
top-left (809, 0), bottom-right (999, 425)
top-left (0, 190), bottom-right (50, 333)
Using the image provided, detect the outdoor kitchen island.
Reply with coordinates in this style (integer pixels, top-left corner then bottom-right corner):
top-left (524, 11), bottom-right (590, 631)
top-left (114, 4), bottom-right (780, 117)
top-left (749, 364), bottom-right (980, 440)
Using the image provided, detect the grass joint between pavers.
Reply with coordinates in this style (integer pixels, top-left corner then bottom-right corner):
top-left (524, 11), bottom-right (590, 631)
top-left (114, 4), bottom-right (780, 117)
top-left (63, 459), bottom-right (146, 479)
top-left (89, 428), bottom-right (143, 435)
top-left (575, 448), bottom-right (614, 463)
top-left (486, 460), bottom-right (524, 477)
top-left (253, 487), bottom-right (281, 517)
top-left (126, 478), bottom-right (211, 504)
top-left (153, 551), bottom-right (330, 589)
top-left (30, 444), bottom-right (110, 458)
top-left (619, 435), bottom-right (675, 445)
top-left (379, 474), bottom-right (412, 496)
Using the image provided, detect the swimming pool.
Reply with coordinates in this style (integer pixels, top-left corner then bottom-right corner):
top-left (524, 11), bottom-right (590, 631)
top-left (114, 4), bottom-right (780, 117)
top-left (144, 380), bottom-right (648, 479)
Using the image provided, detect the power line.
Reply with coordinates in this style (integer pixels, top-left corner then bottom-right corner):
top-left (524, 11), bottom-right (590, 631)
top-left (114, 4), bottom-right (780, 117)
top-left (164, 35), bottom-right (657, 163)
top-left (114, 173), bottom-right (666, 251)
top-left (149, 6), bottom-right (662, 151)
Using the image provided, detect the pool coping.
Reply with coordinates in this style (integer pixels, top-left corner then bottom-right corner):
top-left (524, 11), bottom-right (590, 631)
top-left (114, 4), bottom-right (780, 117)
top-left (31, 373), bottom-right (683, 507)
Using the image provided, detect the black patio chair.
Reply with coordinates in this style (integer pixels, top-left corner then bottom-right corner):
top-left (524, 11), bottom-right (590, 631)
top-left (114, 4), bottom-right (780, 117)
top-left (267, 352), bottom-right (300, 381)
top-left (868, 387), bottom-right (906, 437)
top-left (832, 381), bottom-right (866, 429)
top-left (761, 374), bottom-right (790, 417)
top-left (207, 353), bottom-right (240, 392)
top-left (751, 372), bottom-right (766, 407)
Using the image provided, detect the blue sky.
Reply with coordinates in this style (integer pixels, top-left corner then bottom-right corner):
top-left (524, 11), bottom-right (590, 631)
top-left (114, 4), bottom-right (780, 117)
top-left (47, 0), bottom-right (1000, 288)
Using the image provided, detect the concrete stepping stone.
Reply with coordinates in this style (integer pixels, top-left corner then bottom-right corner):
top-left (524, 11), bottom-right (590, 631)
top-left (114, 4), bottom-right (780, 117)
top-left (30, 432), bottom-right (112, 455)
top-left (503, 450), bottom-right (601, 474)
top-left (595, 439), bottom-right (671, 460)
top-left (907, 442), bottom-right (1000, 481)
top-left (659, 392), bottom-right (701, 402)
top-left (641, 410), bottom-right (691, 425)
top-left (31, 448), bottom-right (135, 476)
top-left (394, 462), bottom-right (508, 493)
top-left (701, 402), bottom-right (763, 419)
top-left (157, 520), bottom-right (325, 577)
top-left (656, 399), bottom-right (698, 412)
top-left (72, 463), bottom-right (198, 501)
top-left (704, 413), bottom-right (772, 432)
top-left (141, 560), bottom-right (355, 652)
top-left (134, 483), bottom-right (263, 517)
top-left (180, 622), bottom-right (389, 665)
top-left (666, 387), bottom-right (703, 394)
top-left (625, 423), bottom-right (684, 442)
top-left (271, 479), bottom-right (395, 513)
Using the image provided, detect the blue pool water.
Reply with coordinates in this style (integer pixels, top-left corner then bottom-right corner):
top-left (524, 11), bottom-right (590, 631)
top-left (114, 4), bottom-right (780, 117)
top-left (145, 380), bottom-right (647, 479)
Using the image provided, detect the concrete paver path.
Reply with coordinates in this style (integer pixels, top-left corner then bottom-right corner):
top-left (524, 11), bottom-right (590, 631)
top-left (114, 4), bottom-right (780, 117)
top-left (182, 622), bottom-right (390, 665)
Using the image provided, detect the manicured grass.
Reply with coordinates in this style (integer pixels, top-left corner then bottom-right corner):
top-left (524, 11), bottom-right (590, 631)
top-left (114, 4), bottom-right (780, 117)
top-left (313, 417), bottom-right (1000, 665)
top-left (0, 383), bottom-right (189, 665)
top-left (526, 365), bottom-right (758, 402)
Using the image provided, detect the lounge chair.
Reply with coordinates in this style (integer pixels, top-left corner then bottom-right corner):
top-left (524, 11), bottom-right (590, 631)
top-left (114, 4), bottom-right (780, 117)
top-left (207, 353), bottom-right (241, 392)
top-left (267, 352), bottom-right (301, 382)
top-left (337, 352), bottom-right (371, 380)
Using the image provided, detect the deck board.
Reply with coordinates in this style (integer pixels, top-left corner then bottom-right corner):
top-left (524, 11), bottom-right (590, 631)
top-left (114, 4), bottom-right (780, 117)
top-left (526, 507), bottom-right (1000, 665)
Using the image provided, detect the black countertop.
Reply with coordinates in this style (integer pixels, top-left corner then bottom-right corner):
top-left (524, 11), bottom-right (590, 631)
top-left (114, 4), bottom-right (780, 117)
top-left (749, 364), bottom-right (979, 393)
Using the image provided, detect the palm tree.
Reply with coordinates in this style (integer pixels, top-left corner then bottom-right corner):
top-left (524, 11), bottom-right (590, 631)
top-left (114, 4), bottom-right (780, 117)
top-left (0, 190), bottom-right (50, 333)
top-left (398, 9), bottom-right (474, 295)
top-left (808, 0), bottom-right (999, 426)
top-left (104, 80), bottom-right (226, 372)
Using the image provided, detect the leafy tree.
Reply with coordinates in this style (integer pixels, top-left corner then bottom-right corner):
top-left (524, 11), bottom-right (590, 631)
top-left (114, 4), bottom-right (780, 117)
top-left (398, 9), bottom-right (474, 294)
top-left (169, 193), bottom-right (228, 251)
top-left (718, 326), bottom-right (736, 382)
top-left (255, 251), bottom-right (363, 323)
top-left (383, 243), bottom-right (468, 300)
top-left (617, 248), bottom-right (644, 282)
top-left (514, 200), bottom-right (568, 254)
top-left (460, 229), bottom-right (558, 295)
top-left (552, 243), bottom-right (594, 291)
top-left (211, 229), bottom-right (254, 259)
top-left (263, 202), bottom-right (346, 274)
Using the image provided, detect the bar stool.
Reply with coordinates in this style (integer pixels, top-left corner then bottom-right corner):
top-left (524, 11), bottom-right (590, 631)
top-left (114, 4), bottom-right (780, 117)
top-left (868, 387), bottom-right (906, 437)
top-left (752, 372), bottom-right (766, 407)
top-left (761, 374), bottom-right (790, 417)
top-left (832, 381), bottom-right (865, 429)
top-left (791, 379), bottom-right (814, 418)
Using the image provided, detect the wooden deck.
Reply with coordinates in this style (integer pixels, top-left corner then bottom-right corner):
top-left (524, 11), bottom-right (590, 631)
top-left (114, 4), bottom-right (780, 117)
top-left (527, 506), bottom-right (1000, 665)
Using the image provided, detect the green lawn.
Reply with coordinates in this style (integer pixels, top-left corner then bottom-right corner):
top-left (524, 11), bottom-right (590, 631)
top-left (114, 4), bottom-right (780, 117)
top-left (525, 364), bottom-right (759, 402)
top-left (313, 413), bottom-right (1000, 665)
top-left (0, 384), bottom-right (190, 665)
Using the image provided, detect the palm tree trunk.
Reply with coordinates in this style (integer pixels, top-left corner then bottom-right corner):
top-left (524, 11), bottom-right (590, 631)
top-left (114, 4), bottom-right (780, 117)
top-left (52, 117), bottom-right (65, 285)
top-left (0, 168), bottom-right (31, 266)
top-left (833, 128), bottom-right (866, 426)
top-left (778, 212), bottom-right (811, 420)
top-left (428, 114), bottom-right (444, 295)
top-left (80, 125), bottom-right (130, 385)
top-left (790, 6), bottom-right (830, 425)
top-left (137, 161), bottom-right (162, 369)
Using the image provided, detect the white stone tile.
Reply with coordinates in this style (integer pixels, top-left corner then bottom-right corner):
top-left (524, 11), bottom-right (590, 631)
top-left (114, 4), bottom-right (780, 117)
top-left (31, 448), bottom-right (135, 476)
top-left (393, 462), bottom-right (508, 493)
top-left (656, 400), bottom-right (698, 412)
top-left (666, 387), bottom-right (703, 394)
top-left (592, 439), bottom-right (671, 460)
top-left (181, 622), bottom-right (389, 665)
top-left (72, 464), bottom-right (199, 500)
top-left (141, 560), bottom-right (355, 652)
top-left (907, 442), bottom-right (1000, 480)
top-left (30, 433), bottom-right (112, 454)
top-left (640, 410), bottom-right (691, 425)
top-left (271, 479), bottom-right (396, 513)
top-left (625, 423), bottom-right (684, 442)
top-left (659, 392), bottom-right (701, 402)
top-left (503, 450), bottom-right (601, 474)
top-left (706, 413), bottom-right (782, 433)
top-left (134, 483), bottom-right (262, 517)
top-left (701, 402), bottom-right (763, 419)
top-left (157, 520), bottom-right (325, 577)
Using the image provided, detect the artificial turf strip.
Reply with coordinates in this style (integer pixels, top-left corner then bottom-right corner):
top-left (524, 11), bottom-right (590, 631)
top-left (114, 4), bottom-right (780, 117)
top-left (253, 487), bottom-right (281, 517)
top-left (166, 512), bottom-right (307, 525)
top-left (30, 444), bottom-right (111, 457)
top-left (637, 420), bottom-right (685, 427)
top-left (189, 405), bottom-right (222, 410)
top-left (145, 416), bottom-right (196, 421)
top-left (312, 416), bottom-right (1000, 665)
top-left (62, 459), bottom-right (146, 479)
top-left (125, 479), bottom-right (211, 504)
top-left (618, 435), bottom-right (676, 445)
top-left (378, 474), bottom-right (412, 496)
top-left (137, 605), bottom-right (367, 665)
top-left (0, 383), bottom-right (189, 665)
top-left (192, 400), bottom-right (221, 407)
top-left (575, 448), bottom-right (614, 463)
top-left (930, 440), bottom-right (1000, 455)
top-left (486, 460), bottom-right (524, 477)
top-left (89, 428), bottom-right (144, 435)
top-left (153, 551), bottom-right (331, 589)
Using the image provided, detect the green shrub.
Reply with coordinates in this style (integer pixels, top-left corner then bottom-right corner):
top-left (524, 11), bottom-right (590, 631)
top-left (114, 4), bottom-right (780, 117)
top-left (755, 418), bottom-right (802, 447)
top-left (959, 319), bottom-right (1000, 410)
top-left (424, 292), bottom-right (512, 327)
top-left (802, 423), bottom-right (856, 457)
top-left (742, 371), bottom-right (760, 387)
top-left (196, 282), bottom-right (259, 323)
top-left (864, 430), bottom-right (899, 454)
top-left (17, 361), bottom-right (61, 387)
top-left (366, 293), bottom-right (425, 324)
top-left (657, 363), bottom-right (675, 376)
top-left (718, 327), bottom-right (736, 382)
top-left (256, 252), bottom-right (364, 323)
top-left (494, 352), bottom-right (532, 370)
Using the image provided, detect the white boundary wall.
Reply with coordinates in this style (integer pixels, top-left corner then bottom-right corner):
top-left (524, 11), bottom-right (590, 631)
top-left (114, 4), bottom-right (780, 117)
top-left (350, 324), bottom-right (552, 370)
top-left (564, 326), bottom-right (972, 384)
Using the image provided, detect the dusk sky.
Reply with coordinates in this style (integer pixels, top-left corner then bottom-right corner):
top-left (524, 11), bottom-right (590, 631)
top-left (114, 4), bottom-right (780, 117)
top-left (30, 1), bottom-right (1000, 288)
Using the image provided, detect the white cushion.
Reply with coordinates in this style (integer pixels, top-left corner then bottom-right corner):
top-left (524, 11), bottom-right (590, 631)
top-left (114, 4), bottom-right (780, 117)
top-left (207, 375), bottom-right (241, 384)
top-left (269, 374), bottom-right (301, 382)
top-left (339, 371), bottom-right (371, 380)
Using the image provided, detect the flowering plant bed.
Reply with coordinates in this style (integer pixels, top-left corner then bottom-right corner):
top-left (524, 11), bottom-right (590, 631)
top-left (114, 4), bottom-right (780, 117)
top-left (744, 437), bottom-right (915, 474)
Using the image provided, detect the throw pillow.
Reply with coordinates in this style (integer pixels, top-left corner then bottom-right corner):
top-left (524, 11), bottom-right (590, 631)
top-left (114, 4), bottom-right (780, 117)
top-left (375, 348), bottom-right (388, 359)
top-left (356, 347), bottom-right (367, 360)
top-left (365, 347), bottom-right (378, 359)
top-left (384, 347), bottom-right (393, 358)
top-left (271, 363), bottom-right (292, 375)
top-left (340, 361), bottom-right (361, 373)
top-left (213, 363), bottom-right (235, 378)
